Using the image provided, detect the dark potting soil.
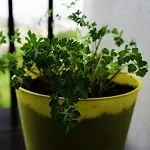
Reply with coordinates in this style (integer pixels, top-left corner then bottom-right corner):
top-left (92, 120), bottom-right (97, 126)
top-left (22, 78), bottom-right (135, 97)
top-left (19, 101), bottom-right (135, 150)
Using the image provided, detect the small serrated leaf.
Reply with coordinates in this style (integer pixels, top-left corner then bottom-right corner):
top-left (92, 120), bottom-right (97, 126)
top-left (111, 49), bottom-right (117, 57)
top-left (136, 68), bottom-right (148, 77)
top-left (102, 48), bottom-right (109, 55)
top-left (112, 28), bottom-right (118, 34)
top-left (138, 60), bottom-right (147, 67)
top-left (128, 64), bottom-right (137, 73)
top-left (132, 48), bottom-right (138, 53)
top-left (11, 76), bottom-right (22, 89)
top-left (102, 56), bottom-right (113, 64)
top-left (114, 36), bottom-right (124, 47)
top-left (130, 40), bottom-right (137, 46)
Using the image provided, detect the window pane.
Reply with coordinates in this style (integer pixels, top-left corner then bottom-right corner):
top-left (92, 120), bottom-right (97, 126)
top-left (13, 0), bottom-right (48, 38)
top-left (53, 0), bottom-right (84, 35)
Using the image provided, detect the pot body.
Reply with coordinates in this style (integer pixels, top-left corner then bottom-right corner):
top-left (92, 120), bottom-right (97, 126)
top-left (16, 73), bottom-right (141, 150)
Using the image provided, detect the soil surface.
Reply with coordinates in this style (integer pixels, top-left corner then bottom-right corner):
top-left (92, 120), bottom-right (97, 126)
top-left (19, 101), bottom-right (135, 150)
top-left (22, 78), bottom-right (135, 97)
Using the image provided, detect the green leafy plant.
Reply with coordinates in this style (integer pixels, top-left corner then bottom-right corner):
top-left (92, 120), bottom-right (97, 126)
top-left (0, 10), bottom-right (148, 135)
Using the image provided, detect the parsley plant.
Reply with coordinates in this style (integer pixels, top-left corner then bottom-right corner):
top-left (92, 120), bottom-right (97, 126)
top-left (0, 10), bottom-right (148, 135)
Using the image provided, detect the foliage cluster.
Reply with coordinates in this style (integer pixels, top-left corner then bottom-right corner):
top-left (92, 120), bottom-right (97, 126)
top-left (0, 10), bottom-right (148, 134)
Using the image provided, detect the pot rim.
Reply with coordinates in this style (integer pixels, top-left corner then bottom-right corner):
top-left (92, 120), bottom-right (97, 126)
top-left (18, 72), bottom-right (142, 101)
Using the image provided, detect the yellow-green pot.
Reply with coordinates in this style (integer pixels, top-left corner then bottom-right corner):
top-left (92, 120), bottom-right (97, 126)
top-left (16, 73), bottom-right (141, 150)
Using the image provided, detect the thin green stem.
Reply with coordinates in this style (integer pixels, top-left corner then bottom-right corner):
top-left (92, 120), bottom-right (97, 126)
top-left (102, 69), bottom-right (121, 91)
top-left (75, 27), bottom-right (81, 41)
top-left (96, 37), bottom-right (102, 51)
top-left (94, 52), bottom-right (103, 77)
top-left (92, 38), bottom-right (102, 57)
